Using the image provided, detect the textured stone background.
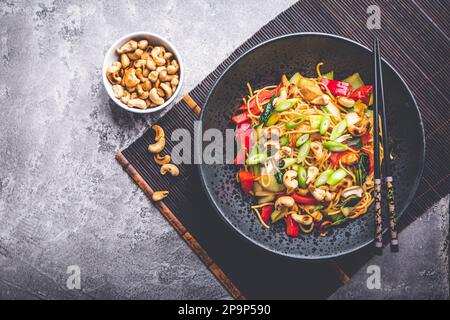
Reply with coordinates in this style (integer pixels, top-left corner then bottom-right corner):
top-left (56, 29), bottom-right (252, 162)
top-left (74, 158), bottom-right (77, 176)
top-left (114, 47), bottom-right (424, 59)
top-left (0, 0), bottom-right (448, 299)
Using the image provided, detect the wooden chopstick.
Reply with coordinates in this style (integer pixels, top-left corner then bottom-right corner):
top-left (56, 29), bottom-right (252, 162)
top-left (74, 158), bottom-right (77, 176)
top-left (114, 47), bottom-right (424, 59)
top-left (375, 40), bottom-right (399, 252)
top-left (373, 39), bottom-right (383, 254)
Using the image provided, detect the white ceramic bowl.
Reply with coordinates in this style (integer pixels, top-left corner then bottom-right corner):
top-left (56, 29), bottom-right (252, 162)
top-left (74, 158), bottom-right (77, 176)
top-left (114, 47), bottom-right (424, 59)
top-left (102, 32), bottom-right (184, 114)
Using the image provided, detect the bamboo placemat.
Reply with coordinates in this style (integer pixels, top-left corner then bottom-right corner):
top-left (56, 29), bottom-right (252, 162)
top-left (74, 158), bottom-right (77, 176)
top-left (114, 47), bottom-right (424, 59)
top-left (116, 0), bottom-right (449, 299)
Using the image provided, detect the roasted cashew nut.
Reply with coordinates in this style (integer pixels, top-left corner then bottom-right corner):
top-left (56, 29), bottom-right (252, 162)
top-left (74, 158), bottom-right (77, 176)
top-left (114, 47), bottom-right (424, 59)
top-left (152, 190), bottom-right (169, 202)
top-left (148, 136), bottom-right (166, 153)
top-left (128, 98), bottom-right (147, 109)
top-left (106, 65), bottom-right (122, 84)
top-left (306, 166), bottom-right (319, 184)
top-left (275, 196), bottom-right (295, 211)
top-left (283, 170), bottom-right (298, 189)
top-left (123, 68), bottom-right (140, 88)
top-left (151, 46), bottom-right (166, 66)
top-left (112, 85), bottom-right (124, 98)
top-left (154, 154), bottom-right (171, 165)
top-left (160, 163), bottom-right (179, 177)
top-left (152, 125), bottom-right (165, 141)
top-left (166, 60), bottom-right (179, 75)
top-left (149, 88), bottom-right (165, 105)
top-left (159, 82), bottom-right (173, 99)
top-left (116, 40), bottom-right (138, 54)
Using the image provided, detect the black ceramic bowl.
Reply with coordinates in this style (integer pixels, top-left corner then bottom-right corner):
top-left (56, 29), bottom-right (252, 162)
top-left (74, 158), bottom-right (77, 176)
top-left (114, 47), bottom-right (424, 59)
top-left (198, 33), bottom-right (424, 259)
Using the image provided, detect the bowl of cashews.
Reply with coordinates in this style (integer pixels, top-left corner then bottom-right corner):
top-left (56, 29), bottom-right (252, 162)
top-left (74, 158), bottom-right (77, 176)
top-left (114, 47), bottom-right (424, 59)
top-left (103, 32), bottom-right (183, 113)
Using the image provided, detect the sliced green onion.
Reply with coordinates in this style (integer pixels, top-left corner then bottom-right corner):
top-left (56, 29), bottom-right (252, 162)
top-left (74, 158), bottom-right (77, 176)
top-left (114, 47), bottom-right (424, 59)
top-left (309, 115), bottom-right (322, 129)
top-left (246, 153), bottom-right (267, 165)
top-left (295, 133), bottom-right (309, 147)
top-left (319, 116), bottom-right (330, 135)
top-left (314, 169), bottom-right (334, 187)
top-left (279, 135), bottom-right (289, 146)
top-left (266, 113), bottom-right (280, 126)
top-left (296, 140), bottom-right (311, 163)
top-left (274, 98), bottom-right (299, 112)
top-left (323, 140), bottom-right (347, 152)
top-left (279, 157), bottom-right (297, 170)
top-left (335, 134), bottom-right (352, 143)
top-left (297, 165), bottom-right (307, 189)
top-left (285, 116), bottom-right (305, 129)
top-left (330, 119), bottom-right (347, 141)
top-left (326, 168), bottom-right (347, 186)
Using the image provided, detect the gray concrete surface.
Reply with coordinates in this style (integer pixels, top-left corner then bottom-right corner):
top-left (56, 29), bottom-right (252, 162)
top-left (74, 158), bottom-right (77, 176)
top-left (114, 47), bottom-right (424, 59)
top-left (0, 0), bottom-right (448, 300)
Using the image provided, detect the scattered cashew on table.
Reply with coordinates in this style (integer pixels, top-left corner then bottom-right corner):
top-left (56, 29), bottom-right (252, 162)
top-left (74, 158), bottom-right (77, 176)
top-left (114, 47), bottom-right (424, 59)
top-left (147, 124), bottom-right (179, 202)
top-left (106, 39), bottom-right (180, 110)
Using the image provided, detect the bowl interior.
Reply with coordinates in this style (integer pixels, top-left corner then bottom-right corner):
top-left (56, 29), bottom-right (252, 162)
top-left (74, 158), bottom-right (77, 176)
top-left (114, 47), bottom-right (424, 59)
top-left (199, 34), bottom-right (424, 259)
top-left (102, 32), bottom-right (183, 114)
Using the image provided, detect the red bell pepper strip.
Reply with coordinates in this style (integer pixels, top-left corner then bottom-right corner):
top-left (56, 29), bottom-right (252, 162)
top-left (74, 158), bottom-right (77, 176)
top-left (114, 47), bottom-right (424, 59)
top-left (234, 148), bottom-right (246, 165)
top-left (235, 121), bottom-right (252, 151)
top-left (349, 85), bottom-right (373, 104)
top-left (285, 214), bottom-right (299, 237)
top-left (232, 112), bottom-right (250, 125)
top-left (360, 132), bottom-right (371, 145)
top-left (329, 151), bottom-right (349, 167)
top-left (291, 193), bottom-right (320, 205)
top-left (238, 170), bottom-right (253, 194)
top-left (238, 87), bottom-right (278, 115)
top-left (320, 78), bottom-right (352, 97)
top-left (260, 205), bottom-right (273, 224)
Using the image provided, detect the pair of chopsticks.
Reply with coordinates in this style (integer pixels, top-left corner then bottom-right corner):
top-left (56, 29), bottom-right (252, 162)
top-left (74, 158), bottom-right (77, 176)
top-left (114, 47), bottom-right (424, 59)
top-left (373, 39), bottom-right (399, 254)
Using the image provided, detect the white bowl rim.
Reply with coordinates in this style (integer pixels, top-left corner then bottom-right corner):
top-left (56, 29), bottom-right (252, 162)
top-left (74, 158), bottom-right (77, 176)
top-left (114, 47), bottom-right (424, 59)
top-left (102, 31), bottom-right (184, 114)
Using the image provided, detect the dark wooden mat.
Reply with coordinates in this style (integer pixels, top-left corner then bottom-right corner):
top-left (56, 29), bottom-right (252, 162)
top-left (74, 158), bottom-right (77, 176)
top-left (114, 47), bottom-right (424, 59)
top-left (116, 0), bottom-right (449, 299)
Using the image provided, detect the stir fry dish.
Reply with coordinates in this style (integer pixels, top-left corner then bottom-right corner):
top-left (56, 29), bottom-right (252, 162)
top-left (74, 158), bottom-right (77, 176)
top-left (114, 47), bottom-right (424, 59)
top-left (233, 63), bottom-right (377, 237)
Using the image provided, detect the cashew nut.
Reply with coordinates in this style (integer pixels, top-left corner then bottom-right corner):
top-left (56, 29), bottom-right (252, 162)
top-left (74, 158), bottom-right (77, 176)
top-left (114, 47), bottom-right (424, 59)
top-left (106, 65), bottom-right (122, 84)
top-left (154, 154), bottom-right (171, 165)
top-left (152, 190), bottom-right (169, 202)
top-left (149, 71), bottom-right (159, 82)
top-left (152, 124), bottom-right (165, 141)
top-left (120, 54), bottom-right (130, 68)
top-left (149, 88), bottom-right (165, 105)
top-left (160, 163), bottom-right (179, 177)
top-left (310, 141), bottom-right (324, 161)
top-left (337, 96), bottom-right (355, 108)
top-left (306, 166), bottom-right (319, 184)
top-left (120, 90), bottom-right (130, 104)
top-left (127, 48), bottom-right (144, 61)
top-left (123, 68), bottom-right (140, 88)
top-left (159, 70), bottom-right (176, 82)
top-left (167, 60), bottom-right (179, 75)
top-left (138, 39), bottom-right (149, 50)
top-left (116, 40), bottom-right (138, 54)
top-left (148, 136), bottom-right (166, 153)
top-left (159, 82), bottom-right (172, 99)
top-left (283, 170), bottom-right (298, 189)
top-left (128, 98), bottom-right (147, 109)
top-left (146, 57), bottom-right (156, 71)
top-left (112, 85), bottom-right (124, 98)
top-left (163, 52), bottom-right (173, 60)
top-left (275, 196), bottom-right (295, 211)
top-left (151, 46), bottom-right (166, 66)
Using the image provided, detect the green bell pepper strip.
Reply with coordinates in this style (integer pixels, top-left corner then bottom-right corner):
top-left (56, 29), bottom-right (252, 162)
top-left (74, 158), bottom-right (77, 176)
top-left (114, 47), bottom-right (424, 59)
top-left (274, 98), bottom-right (299, 112)
top-left (279, 157), bottom-right (297, 170)
top-left (279, 135), bottom-right (289, 146)
top-left (323, 71), bottom-right (334, 80)
top-left (271, 209), bottom-right (284, 223)
top-left (314, 169), bottom-right (334, 187)
top-left (319, 116), bottom-right (330, 135)
top-left (326, 168), bottom-right (347, 185)
top-left (285, 116), bottom-right (305, 130)
top-left (344, 72), bottom-right (364, 91)
top-left (297, 165), bottom-right (307, 189)
top-left (323, 140), bottom-right (348, 152)
top-left (296, 140), bottom-right (311, 163)
top-left (330, 119), bottom-right (347, 141)
top-left (246, 153), bottom-right (267, 165)
top-left (259, 95), bottom-right (277, 125)
top-left (266, 113), bottom-right (280, 126)
top-left (295, 133), bottom-right (309, 147)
